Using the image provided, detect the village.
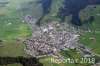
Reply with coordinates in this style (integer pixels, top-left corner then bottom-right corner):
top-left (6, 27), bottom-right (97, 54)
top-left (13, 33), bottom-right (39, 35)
top-left (18, 15), bottom-right (96, 58)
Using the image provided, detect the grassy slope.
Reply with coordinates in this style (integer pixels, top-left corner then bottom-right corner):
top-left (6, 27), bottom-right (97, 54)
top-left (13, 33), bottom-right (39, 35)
top-left (79, 5), bottom-right (100, 55)
top-left (0, 7), bottom-right (32, 42)
top-left (0, 42), bottom-right (29, 57)
top-left (0, 0), bottom-right (31, 57)
top-left (41, 0), bottom-right (65, 23)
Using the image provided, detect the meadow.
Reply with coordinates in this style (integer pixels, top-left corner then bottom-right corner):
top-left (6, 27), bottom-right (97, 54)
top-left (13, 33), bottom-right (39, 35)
top-left (0, 0), bottom-right (32, 58)
top-left (79, 5), bottom-right (100, 55)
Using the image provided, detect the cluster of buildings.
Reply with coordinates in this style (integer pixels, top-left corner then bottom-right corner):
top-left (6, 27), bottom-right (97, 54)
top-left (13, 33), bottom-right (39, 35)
top-left (19, 15), bottom-right (95, 58)
top-left (19, 15), bottom-right (81, 57)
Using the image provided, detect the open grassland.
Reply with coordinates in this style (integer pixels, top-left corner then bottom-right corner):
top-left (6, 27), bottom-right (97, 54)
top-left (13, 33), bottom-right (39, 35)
top-left (0, 41), bottom-right (29, 57)
top-left (0, 0), bottom-right (31, 58)
top-left (0, 8), bottom-right (32, 42)
top-left (79, 32), bottom-right (100, 55)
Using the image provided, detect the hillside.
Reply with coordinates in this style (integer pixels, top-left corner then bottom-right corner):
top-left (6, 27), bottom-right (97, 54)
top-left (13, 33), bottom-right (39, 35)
top-left (19, 0), bottom-right (100, 26)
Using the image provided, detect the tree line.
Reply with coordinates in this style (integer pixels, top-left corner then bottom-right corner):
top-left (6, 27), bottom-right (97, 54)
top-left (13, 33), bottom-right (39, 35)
top-left (0, 56), bottom-right (43, 66)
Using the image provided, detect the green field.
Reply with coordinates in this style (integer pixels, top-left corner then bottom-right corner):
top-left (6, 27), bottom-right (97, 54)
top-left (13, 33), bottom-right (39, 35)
top-left (79, 32), bottom-right (100, 55)
top-left (0, 8), bottom-right (32, 42)
top-left (0, 0), bottom-right (31, 64)
top-left (79, 5), bottom-right (100, 55)
top-left (0, 41), bottom-right (29, 57)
